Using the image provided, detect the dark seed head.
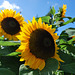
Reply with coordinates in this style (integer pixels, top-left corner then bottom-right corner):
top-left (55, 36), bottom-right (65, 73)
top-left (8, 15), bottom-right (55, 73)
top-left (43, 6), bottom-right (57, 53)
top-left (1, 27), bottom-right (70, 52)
top-left (1, 17), bottom-right (20, 35)
top-left (29, 29), bottom-right (55, 60)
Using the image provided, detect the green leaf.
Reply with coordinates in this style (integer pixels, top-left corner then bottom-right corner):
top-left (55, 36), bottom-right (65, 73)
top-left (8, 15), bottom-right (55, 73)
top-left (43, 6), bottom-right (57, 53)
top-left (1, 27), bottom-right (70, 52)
top-left (59, 43), bottom-right (75, 55)
top-left (67, 37), bottom-right (75, 44)
top-left (54, 70), bottom-right (64, 75)
top-left (0, 46), bottom-right (18, 56)
top-left (53, 18), bottom-right (75, 27)
top-left (40, 58), bottom-right (58, 74)
top-left (50, 7), bottom-right (56, 15)
top-left (54, 16), bottom-right (72, 23)
top-left (19, 64), bottom-right (40, 75)
top-left (58, 50), bottom-right (75, 65)
top-left (19, 64), bottom-right (32, 75)
top-left (0, 37), bottom-right (4, 41)
top-left (0, 41), bottom-right (20, 46)
top-left (64, 44), bottom-right (75, 55)
top-left (0, 56), bottom-right (21, 75)
top-left (36, 16), bottom-right (50, 23)
top-left (0, 68), bottom-right (16, 75)
top-left (55, 16), bottom-right (72, 21)
top-left (19, 58), bottom-right (58, 75)
top-left (55, 17), bottom-right (61, 22)
top-left (59, 39), bottom-right (67, 50)
top-left (58, 7), bottom-right (62, 13)
top-left (6, 52), bottom-right (21, 56)
top-left (59, 31), bottom-right (69, 41)
top-left (61, 63), bottom-right (75, 74)
top-left (52, 21), bottom-right (63, 27)
top-left (59, 39), bottom-right (66, 44)
top-left (62, 16), bottom-right (72, 19)
top-left (65, 28), bottom-right (75, 37)
top-left (33, 69), bottom-right (40, 75)
top-left (63, 18), bottom-right (75, 25)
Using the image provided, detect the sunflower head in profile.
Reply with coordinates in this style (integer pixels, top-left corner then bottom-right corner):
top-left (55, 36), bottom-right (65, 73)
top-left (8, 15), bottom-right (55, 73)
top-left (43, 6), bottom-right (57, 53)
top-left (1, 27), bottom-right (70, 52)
top-left (0, 9), bottom-right (25, 40)
top-left (61, 4), bottom-right (67, 18)
top-left (16, 17), bottom-right (64, 70)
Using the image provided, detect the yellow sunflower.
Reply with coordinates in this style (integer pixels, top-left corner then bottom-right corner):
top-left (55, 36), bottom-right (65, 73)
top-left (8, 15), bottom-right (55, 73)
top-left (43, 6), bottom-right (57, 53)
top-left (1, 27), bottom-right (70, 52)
top-left (0, 9), bottom-right (25, 40)
top-left (16, 17), bottom-right (64, 70)
top-left (61, 4), bottom-right (67, 17)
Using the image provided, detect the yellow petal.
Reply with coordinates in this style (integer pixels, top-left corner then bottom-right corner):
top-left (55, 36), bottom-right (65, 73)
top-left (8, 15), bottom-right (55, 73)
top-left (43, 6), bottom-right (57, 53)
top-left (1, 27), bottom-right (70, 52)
top-left (24, 53), bottom-right (32, 60)
top-left (53, 33), bottom-right (59, 40)
top-left (38, 60), bottom-right (45, 70)
top-left (28, 20), bottom-right (32, 25)
top-left (28, 55), bottom-right (36, 66)
top-left (20, 57), bottom-right (25, 61)
top-left (22, 49), bottom-right (30, 57)
top-left (32, 17), bottom-right (36, 24)
top-left (16, 49), bottom-right (23, 52)
top-left (38, 18), bottom-right (42, 26)
top-left (13, 36), bottom-right (18, 41)
top-left (16, 35), bottom-right (26, 41)
top-left (30, 58), bottom-right (43, 70)
top-left (54, 54), bottom-right (64, 62)
top-left (19, 45), bottom-right (26, 50)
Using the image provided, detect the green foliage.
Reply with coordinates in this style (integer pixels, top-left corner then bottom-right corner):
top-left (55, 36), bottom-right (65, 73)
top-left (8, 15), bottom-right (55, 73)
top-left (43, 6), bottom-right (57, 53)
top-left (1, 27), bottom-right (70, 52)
top-left (19, 58), bottom-right (58, 75)
top-left (0, 68), bottom-right (16, 75)
top-left (61, 63), bottom-right (75, 74)
top-left (65, 28), bottom-right (75, 37)
top-left (36, 16), bottom-right (50, 23)
top-left (0, 41), bottom-right (20, 46)
top-left (50, 7), bottom-right (56, 15)
top-left (40, 58), bottom-right (58, 75)
top-left (63, 18), bottom-right (75, 25)
top-left (19, 64), bottom-right (40, 75)
top-left (52, 21), bottom-right (63, 27)
top-left (0, 56), bottom-right (21, 75)
top-left (52, 17), bottom-right (75, 27)
top-left (6, 52), bottom-right (21, 56)
top-left (0, 46), bottom-right (19, 56)
top-left (0, 37), bottom-right (4, 41)
top-left (59, 31), bottom-right (69, 41)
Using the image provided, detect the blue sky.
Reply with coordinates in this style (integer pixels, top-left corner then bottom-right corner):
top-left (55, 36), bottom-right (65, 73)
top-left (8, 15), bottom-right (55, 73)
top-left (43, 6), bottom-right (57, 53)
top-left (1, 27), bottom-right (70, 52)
top-left (0, 0), bottom-right (75, 35)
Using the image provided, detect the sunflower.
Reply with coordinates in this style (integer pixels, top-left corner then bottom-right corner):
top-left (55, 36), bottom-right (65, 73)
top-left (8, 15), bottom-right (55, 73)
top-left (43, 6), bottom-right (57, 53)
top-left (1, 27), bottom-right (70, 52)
top-left (0, 9), bottom-right (25, 40)
top-left (61, 4), bottom-right (67, 17)
top-left (16, 17), bottom-right (64, 70)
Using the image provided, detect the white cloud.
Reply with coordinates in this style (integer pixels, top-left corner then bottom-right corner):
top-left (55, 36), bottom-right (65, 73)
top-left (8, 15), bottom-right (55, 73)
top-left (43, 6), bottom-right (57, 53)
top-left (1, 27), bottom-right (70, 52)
top-left (52, 3), bottom-right (59, 8)
top-left (47, 1), bottom-right (50, 4)
top-left (0, 0), bottom-right (20, 9)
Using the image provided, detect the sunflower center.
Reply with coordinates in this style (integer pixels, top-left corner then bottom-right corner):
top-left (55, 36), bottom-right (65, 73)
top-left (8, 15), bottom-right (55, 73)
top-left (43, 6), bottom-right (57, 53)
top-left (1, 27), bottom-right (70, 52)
top-left (1, 17), bottom-right (20, 35)
top-left (29, 29), bottom-right (55, 60)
